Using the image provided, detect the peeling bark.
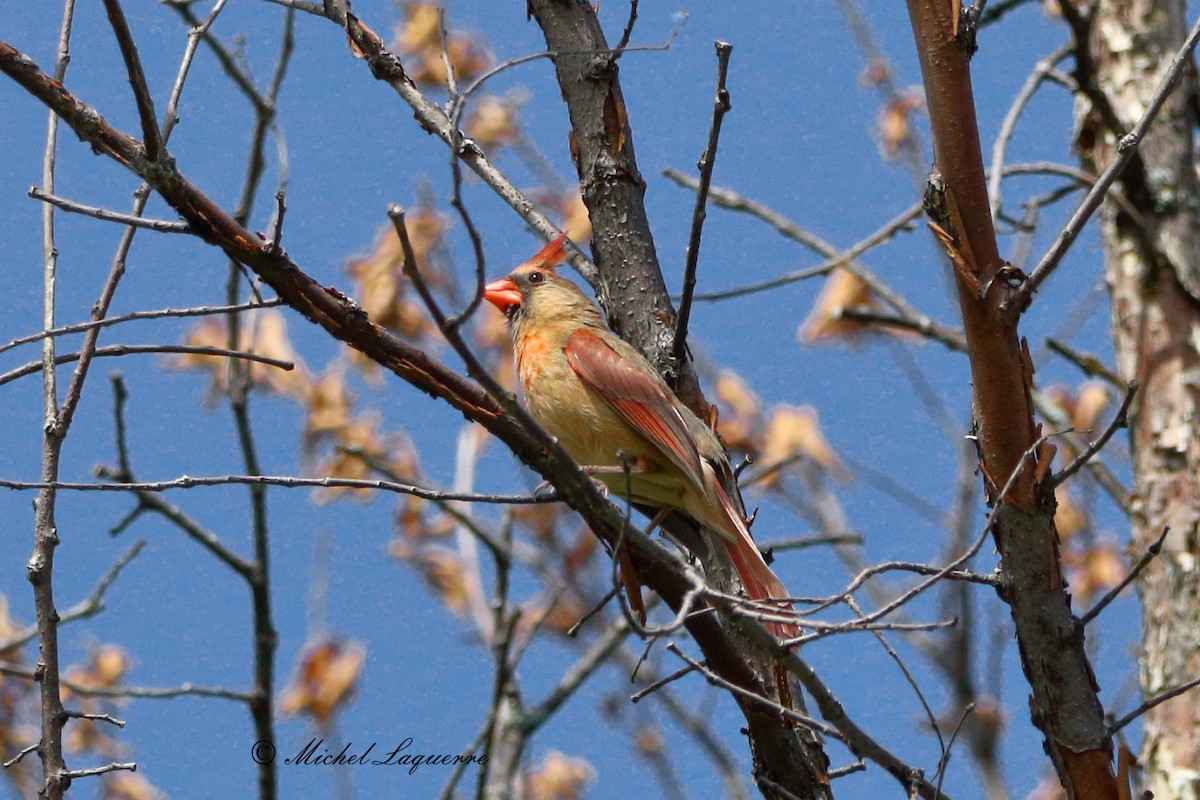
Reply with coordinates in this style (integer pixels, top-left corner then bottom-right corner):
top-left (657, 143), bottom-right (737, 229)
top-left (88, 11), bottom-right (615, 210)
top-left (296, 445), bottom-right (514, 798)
top-left (906, 2), bottom-right (1117, 796)
top-left (1079, 1), bottom-right (1200, 796)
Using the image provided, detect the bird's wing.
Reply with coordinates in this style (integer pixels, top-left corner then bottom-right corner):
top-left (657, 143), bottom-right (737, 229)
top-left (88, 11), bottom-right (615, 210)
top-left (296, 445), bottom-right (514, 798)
top-left (564, 328), bottom-right (707, 492)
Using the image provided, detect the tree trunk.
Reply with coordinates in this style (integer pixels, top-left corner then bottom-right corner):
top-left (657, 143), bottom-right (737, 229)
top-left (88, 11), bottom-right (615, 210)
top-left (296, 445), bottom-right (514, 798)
top-left (1079, 1), bottom-right (1200, 796)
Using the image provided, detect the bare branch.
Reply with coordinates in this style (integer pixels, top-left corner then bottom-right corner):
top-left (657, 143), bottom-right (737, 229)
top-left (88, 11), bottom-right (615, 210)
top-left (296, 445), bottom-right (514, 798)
top-left (610, 0), bottom-right (640, 63)
top-left (1016, 12), bottom-right (1200, 306)
top-left (3, 743), bottom-right (39, 770)
top-left (0, 344), bottom-right (293, 389)
top-left (0, 539), bottom-right (145, 653)
top-left (672, 41), bottom-right (733, 367)
top-left (28, 3), bottom-right (78, 793)
top-left (630, 661), bottom-right (700, 703)
top-left (518, 620), bottom-right (631, 735)
top-left (28, 187), bottom-right (190, 232)
top-left (1109, 675), bottom-right (1200, 735)
top-left (1051, 381), bottom-right (1137, 488)
top-left (0, 298), bottom-right (284, 356)
top-left (666, 644), bottom-right (844, 742)
top-left (64, 761), bottom-right (136, 780)
top-left (0, 471), bottom-right (557, 505)
top-left (64, 710), bottom-right (125, 727)
top-left (1046, 338), bottom-right (1125, 389)
top-left (0, 663), bottom-right (252, 702)
top-left (101, 0), bottom-right (162, 162)
top-left (988, 43), bottom-right (1073, 221)
top-left (1081, 526), bottom-right (1170, 626)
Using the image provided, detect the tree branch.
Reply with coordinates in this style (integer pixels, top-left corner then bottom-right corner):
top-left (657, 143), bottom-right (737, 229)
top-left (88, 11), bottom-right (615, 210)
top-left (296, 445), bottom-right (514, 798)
top-left (672, 41), bottom-right (733, 368)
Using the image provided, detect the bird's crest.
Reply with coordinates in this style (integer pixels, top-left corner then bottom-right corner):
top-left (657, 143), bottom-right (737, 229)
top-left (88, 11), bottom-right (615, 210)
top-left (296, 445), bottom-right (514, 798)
top-left (518, 234), bottom-right (569, 272)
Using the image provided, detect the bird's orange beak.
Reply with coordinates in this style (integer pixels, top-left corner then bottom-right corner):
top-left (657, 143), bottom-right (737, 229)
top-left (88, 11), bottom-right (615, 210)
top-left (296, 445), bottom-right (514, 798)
top-left (483, 278), bottom-right (522, 313)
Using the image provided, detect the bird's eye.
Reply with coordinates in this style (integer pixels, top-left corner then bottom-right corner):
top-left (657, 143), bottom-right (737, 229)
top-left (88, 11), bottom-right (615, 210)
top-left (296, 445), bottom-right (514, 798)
top-left (528, 270), bottom-right (545, 285)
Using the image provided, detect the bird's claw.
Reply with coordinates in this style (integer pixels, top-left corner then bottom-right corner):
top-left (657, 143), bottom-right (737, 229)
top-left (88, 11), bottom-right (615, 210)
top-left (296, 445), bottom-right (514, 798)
top-left (580, 469), bottom-right (611, 498)
top-left (532, 472), bottom-right (609, 499)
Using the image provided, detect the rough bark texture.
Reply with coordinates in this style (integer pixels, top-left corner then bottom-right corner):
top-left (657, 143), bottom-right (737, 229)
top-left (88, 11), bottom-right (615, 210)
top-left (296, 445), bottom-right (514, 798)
top-left (905, 2), bottom-right (1117, 796)
top-left (525, 4), bottom-right (832, 798)
top-left (525, 0), bottom-right (703, 402)
top-left (1079, 1), bottom-right (1200, 795)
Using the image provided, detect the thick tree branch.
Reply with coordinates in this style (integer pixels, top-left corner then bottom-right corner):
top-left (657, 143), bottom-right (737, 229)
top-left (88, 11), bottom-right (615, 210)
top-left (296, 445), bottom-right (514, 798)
top-left (905, 3), bottom-right (1117, 797)
top-left (524, 0), bottom-right (697, 402)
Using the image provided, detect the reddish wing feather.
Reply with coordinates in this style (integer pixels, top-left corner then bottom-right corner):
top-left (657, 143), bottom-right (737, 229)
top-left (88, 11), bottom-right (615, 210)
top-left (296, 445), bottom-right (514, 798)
top-left (564, 328), bottom-right (707, 492)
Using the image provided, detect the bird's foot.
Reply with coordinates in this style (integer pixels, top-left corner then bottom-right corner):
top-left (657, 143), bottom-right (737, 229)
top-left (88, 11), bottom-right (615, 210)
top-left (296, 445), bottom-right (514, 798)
top-left (580, 472), bottom-right (611, 499)
top-left (531, 472), bottom-right (612, 499)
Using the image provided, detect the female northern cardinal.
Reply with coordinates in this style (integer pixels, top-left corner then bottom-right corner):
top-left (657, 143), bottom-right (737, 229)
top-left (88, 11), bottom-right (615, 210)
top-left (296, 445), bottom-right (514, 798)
top-left (483, 237), bottom-right (797, 641)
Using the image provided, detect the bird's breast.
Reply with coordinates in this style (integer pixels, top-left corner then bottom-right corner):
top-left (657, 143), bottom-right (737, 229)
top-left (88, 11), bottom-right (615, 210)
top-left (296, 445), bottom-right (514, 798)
top-left (516, 339), bottom-right (626, 465)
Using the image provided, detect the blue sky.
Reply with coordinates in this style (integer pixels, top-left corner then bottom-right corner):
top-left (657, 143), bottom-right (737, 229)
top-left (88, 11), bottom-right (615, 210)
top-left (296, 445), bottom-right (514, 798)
top-left (1, 2), bottom-right (1140, 798)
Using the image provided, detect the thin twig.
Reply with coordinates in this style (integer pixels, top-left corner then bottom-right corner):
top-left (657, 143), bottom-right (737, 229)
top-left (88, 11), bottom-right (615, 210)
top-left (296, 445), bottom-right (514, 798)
top-left (0, 663), bottom-right (252, 702)
top-left (630, 661), bottom-right (700, 703)
top-left (609, 0), bottom-right (640, 64)
top-left (101, 0), bottom-right (162, 162)
top-left (337, 12), bottom-right (599, 283)
top-left (262, 0), bottom-right (324, 15)
top-left (339, 444), bottom-right (515, 563)
top-left (2, 472), bottom-right (555, 505)
top-left (791, 617), bottom-right (958, 647)
top-left (566, 587), bottom-right (619, 638)
top-left (844, 594), bottom-right (947, 790)
top-left (761, 533), bottom-right (864, 552)
top-left (28, 187), bottom-right (190, 232)
top-left (666, 171), bottom-right (958, 357)
top-left (935, 703), bottom-right (976, 797)
top-left (53, 0), bottom-right (234, 440)
top-left (1045, 338), bottom-right (1124, 389)
top-left (1081, 527), bottom-right (1170, 626)
top-left (0, 344), bottom-right (293, 389)
top-left (1051, 380), bottom-right (1137, 487)
top-left (1017, 12), bottom-right (1200, 305)
top-left (616, 650), bottom-right (748, 800)
top-left (763, 637), bottom-right (953, 799)
top-left (166, 1), bottom-right (271, 113)
top-left (1031, 390), bottom-right (1131, 513)
top-left (666, 644), bottom-right (844, 741)
top-left (270, 190), bottom-right (287, 252)
top-left (672, 41), bottom-right (732, 368)
top-left (794, 433), bottom-right (1051, 625)
top-left (64, 710), bottom-right (125, 727)
top-left (828, 761), bottom-right (867, 779)
top-left (3, 743), bottom-right (39, 770)
top-left (1109, 675), bottom-right (1200, 734)
top-left (438, 36), bottom-right (489, 333)
top-left (0, 539), bottom-right (145, 653)
top-left (837, 309), bottom-right (966, 352)
top-left (988, 43), bottom-right (1072, 221)
top-left (517, 619), bottom-right (631, 734)
top-left (454, 12), bottom-right (685, 111)
top-left (0, 299), bottom-right (283, 356)
top-left (64, 762), bottom-right (136, 779)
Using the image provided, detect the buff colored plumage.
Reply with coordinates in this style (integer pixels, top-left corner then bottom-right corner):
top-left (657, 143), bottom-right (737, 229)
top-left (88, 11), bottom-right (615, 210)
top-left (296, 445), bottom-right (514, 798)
top-left (484, 238), bottom-right (797, 641)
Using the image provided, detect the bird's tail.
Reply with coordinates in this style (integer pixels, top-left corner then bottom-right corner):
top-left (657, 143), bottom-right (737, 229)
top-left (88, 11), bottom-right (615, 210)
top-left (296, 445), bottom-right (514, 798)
top-left (710, 481), bottom-right (799, 642)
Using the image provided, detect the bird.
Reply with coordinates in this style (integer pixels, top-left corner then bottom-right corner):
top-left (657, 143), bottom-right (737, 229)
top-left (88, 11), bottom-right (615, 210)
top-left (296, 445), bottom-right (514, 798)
top-left (483, 236), bottom-right (797, 641)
